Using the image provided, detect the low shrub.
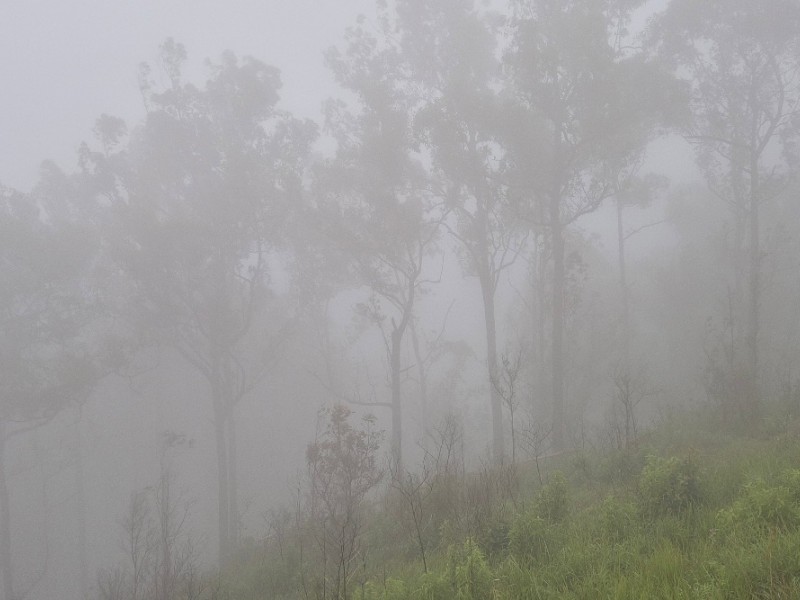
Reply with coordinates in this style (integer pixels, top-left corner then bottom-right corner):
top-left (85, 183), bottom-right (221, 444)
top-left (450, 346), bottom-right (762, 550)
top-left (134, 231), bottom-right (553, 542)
top-left (717, 469), bottom-right (800, 533)
top-left (535, 472), bottom-right (569, 523)
top-left (598, 495), bottom-right (637, 544)
top-left (508, 510), bottom-right (562, 565)
top-left (447, 538), bottom-right (494, 600)
top-left (638, 455), bottom-right (702, 519)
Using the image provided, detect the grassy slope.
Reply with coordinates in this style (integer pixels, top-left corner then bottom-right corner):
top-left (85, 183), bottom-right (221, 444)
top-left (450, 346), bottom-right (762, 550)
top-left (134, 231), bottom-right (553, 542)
top-left (224, 406), bottom-right (800, 599)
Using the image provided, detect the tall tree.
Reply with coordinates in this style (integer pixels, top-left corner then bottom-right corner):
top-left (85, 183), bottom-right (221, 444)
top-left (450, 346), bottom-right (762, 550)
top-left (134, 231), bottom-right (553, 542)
top-left (0, 184), bottom-right (99, 600)
top-left (321, 24), bottom-right (443, 472)
top-left (504, 0), bottom-right (671, 450)
top-left (651, 0), bottom-right (800, 419)
top-left (395, 0), bottom-right (528, 463)
top-left (83, 40), bottom-right (315, 564)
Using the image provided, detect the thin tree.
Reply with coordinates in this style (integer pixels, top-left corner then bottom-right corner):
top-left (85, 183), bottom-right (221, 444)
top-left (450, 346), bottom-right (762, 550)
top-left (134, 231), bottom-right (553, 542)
top-left (0, 184), bottom-right (101, 600)
top-left (651, 0), bottom-right (800, 418)
top-left (504, 0), bottom-right (672, 449)
top-left (84, 40), bottom-right (315, 564)
top-left (322, 26), bottom-right (444, 472)
top-left (306, 405), bottom-right (383, 600)
top-left (391, 0), bottom-right (529, 463)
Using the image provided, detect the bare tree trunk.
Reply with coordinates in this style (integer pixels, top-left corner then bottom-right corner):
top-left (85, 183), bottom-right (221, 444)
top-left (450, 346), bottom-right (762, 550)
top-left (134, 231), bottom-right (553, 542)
top-left (535, 233), bottom-right (550, 414)
top-left (409, 321), bottom-right (429, 429)
top-left (747, 149), bottom-right (761, 406)
top-left (731, 143), bottom-right (747, 315)
top-left (480, 269), bottom-right (504, 464)
top-left (391, 328), bottom-right (404, 474)
top-left (550, 189), bottom-right (566, 452)
top-left (0, 425), bottom-right (13, 600)
top-left (616, 199), bottom-right (630, 363)
top-left (473, 182), bottom-right (504, 464)
top-left (74, 415), bottom-right (88, 600)
top-left (157, 466), bottom-right (172, 600)
top-left (213, 396), bottom-right (230, 566)
top-left (227, 410), bottom-right (239, 553)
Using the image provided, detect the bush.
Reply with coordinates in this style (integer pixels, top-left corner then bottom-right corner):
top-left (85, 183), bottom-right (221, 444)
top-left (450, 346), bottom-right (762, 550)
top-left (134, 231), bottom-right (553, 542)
top-left (535, 472), bottom-right (569, 523)
top-left (720, 530), bottom-right (800, 597)
top-left (508, 510), bottom-right (561, 564)
top-left (447, 539), bottom-right (494, 600)
top-left (638, 455), bottom-right (702, 519)
top-left (480, 519), bottom-right (510, 559)
top-left (717, 469), bottom-right (800, 533)
top-left (354, 578), bottom-right (408, 600)
top-left (415, 572), bottom-right (451, 600)
top-left (598, 495), bottom-right (637, 544)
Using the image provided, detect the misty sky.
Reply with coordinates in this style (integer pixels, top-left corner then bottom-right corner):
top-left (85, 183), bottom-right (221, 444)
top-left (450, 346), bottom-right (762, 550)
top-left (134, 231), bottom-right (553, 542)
top-left (0, 0), bottom-right (374, 191)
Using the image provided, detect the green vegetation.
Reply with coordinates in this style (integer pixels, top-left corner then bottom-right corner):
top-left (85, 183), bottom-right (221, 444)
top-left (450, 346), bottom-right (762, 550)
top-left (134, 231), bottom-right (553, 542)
top-left (221, 409), bottom-right (800, 599)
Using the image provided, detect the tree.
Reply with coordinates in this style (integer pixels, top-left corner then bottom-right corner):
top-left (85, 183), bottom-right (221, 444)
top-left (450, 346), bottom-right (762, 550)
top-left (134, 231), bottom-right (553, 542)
top-left (306, 405), bottom-right (383, 600)
top-left (97, 431), bottom-right (203, 600)
top-left (0, 184), bottom-right (99, 600)
top-left (396, 0), bottom-right (528, 463)
top-left (322, 23), bottom-right (444, 472)
top-left (651, 0), bottom-right (800, 419)
top-left (35, 154), bottom-right (140, 600)
top-left (491, 344), bottom-right (527, 465)
top-left (504, 0), bottom-right (671, 450)
top-left (83, 40), bottom-right (315, 564)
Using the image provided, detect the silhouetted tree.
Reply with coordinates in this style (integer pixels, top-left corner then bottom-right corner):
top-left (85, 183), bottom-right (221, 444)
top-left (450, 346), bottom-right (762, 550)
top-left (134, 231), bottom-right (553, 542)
top-left (504, 0), bottom-right (674, 449)
top-left (652, 0), bottom-right (800, 420)
top-left (322, 25), bottom-right (444, 471)
top-left (0, 184), bottom-right (99, 600)
top-left (306, 405), bottom-right (383, 600)
top-left (82, 40), bottom-right (315, 564)
top-left (397, 0), bottom-right (528, 463)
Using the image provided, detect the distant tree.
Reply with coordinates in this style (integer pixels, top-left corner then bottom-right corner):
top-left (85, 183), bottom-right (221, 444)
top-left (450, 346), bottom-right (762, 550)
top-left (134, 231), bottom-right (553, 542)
top-left (395, 0), bottom-right (529, 464)
top-left (35, 154), bottom-right (142, 600)
top-left (491, 344), bottom-right (526, 465)
top-left (0, 184), bottom-right (100, 600)
top-left (81, 39), bottom-right (316, 564)
top-left (322, 24), bottom-right (444, 472)
top-left (604, 156), bottom-right (667, 361)
top-left (651, 0), bottom-right (800, 419)
top-left (306, 405), bottom-right (383, 600)
top-left (97, 431), bottom-right (203, 600)
top-left (504, 0), bottom-right (673, 449)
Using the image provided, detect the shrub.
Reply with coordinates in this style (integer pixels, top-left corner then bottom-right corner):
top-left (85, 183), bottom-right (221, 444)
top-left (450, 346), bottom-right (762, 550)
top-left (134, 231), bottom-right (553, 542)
top-left (480, 519), bottom-right (510, 559)
top-left (414, 572), bottom-right (451, 600)
top-left (354, 578), bottom-right (408, 600)
top-left (508, 510), bottom-right (561, 564)
top-left (638, 455), bottom-right (702, 519)
top-left (447, 539), bottom-right (494, 600)
top-left (535, 472), bottom-right (569, 523)
top-left (717, 469), bottom-right (800, 533)
top-left (598, 495), bottom-right (637, 544)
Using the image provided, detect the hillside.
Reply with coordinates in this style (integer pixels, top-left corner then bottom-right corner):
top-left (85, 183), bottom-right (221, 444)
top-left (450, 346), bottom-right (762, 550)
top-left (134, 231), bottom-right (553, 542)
top-left (219, 404), bottom-right (800, 599)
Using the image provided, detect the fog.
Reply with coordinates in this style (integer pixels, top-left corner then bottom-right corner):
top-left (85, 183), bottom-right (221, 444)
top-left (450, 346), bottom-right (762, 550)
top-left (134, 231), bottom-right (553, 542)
top-left (2, 1), bottom-right (800, 599)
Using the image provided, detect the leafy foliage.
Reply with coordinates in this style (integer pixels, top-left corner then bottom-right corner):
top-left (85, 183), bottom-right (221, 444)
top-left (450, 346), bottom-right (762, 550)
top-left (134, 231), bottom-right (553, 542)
top-left (638, 454), bottom-right (703, 519)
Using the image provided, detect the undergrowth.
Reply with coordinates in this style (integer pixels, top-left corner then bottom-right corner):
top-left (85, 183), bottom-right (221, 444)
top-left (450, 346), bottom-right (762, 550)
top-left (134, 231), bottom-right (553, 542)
top-left (221, 408), bottom-right (800, 599)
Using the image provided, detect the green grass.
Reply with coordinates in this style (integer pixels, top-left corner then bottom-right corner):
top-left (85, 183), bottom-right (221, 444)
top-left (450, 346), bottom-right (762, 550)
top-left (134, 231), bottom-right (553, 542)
top-left (222, 407), bottom-right (800, 599)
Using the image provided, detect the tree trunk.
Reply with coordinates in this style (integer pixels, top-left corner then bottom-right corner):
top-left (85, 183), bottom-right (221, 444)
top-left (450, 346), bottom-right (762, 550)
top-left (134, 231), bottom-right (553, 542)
top-left (747, 148), bottom-right (760, 407)
top-left (213, 395), bottom-right (230, 566)
top-left (550, 186), bottom-right (566, 452)
top-left (391, 328), bottom-right (404, 474)
top-left (616, 198), bottom-right (630, 363)
top-left (0, 425), bottom-right (14, 600)
top-left (227, 410), bottom-right (239, 553)
top-left (480, 268), bottom-right (504, 464)
top-left (474, 179), bottom-right (504, 464)
top-left (535, 232), bottom-right (550, 414)
top-left (74, 415), bottom-right (88, 600)
top-left (409, 321), bottom-right (429, 430)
